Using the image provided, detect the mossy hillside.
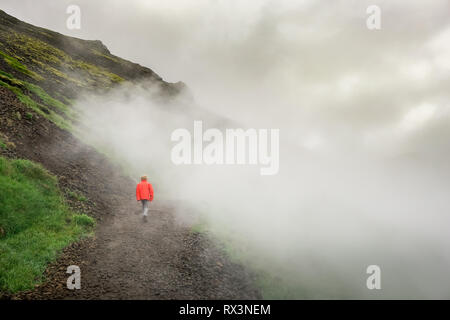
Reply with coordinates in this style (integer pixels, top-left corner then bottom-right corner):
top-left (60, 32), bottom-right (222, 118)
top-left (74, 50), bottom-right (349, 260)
top-left (0, 31), bottom-right (124, 89)
top-left (0, 71), bottom-right (72, 115)
top-left (0, 26), bottom-right (125, 131)
top-left (0, 8), bottom-right (177, 90)
top-left (0, 9), bottom-right (183, 134)
top-left (0, 75), bottom-right (73, 130)
top-left (0, 156), bottom-right (95, 293)
top-left (92, 49), bottom-right (121, 63)
top-left (0, 69), bottom-right (13, 79)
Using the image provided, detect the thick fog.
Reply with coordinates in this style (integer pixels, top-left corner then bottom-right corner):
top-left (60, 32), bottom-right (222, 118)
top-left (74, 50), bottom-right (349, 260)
top-left (3, 0), bottom-right (450, 298)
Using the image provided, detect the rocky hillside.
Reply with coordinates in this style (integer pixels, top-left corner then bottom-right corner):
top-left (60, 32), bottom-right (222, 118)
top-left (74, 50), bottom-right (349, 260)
top-left (0, 9), bottom-right (184, 130)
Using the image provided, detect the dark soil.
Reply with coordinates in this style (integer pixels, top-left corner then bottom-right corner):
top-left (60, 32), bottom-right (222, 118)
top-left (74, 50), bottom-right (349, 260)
top-left (0, 86), bottom-right (261, 299)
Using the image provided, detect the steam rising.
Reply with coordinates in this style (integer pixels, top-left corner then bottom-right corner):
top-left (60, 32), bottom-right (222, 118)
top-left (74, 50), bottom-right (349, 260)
top-left (6, 0), bottom-right (450, 298)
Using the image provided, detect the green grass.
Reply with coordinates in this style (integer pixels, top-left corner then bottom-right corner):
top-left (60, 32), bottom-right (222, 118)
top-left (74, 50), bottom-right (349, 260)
top-left (0, 50), bottom-right (43, 81)
top-left (0, 29), bottom-right (128, 133)
top-left (2, 31), bottom-right (124, 87)
top-left (0, 156), bottom-right (95, 293)
top-left (0, 138), bottom-right (6, 150)
top-left (4, 32), bottom-right (68, 66)
top-left (67, 190), bottom-right (87, 202)
top-left (0, 70), bottom-right (13, 79)
top-left (75, 60), bottom-right (124, 84)
top-left (22, 81), bottom-right (73, 116)
top-left (253, 270), bottom-right (309, 299)
top-left (92, 49), bottom-right (120, 63)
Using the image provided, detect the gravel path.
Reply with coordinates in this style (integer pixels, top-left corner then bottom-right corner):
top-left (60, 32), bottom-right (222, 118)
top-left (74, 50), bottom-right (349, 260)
top-left (1, 87), bottom-right (261, 300)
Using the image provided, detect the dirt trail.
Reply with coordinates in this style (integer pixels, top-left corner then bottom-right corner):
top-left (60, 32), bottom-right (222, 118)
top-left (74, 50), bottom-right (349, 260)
top-left (0, 87), bottom-right (261, 300)
top-left (18, 199), bottom-right (261, 300)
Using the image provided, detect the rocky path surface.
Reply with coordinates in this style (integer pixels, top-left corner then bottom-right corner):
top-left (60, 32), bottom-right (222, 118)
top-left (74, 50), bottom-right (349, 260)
top-left (1, 87), bottom-right (261, 300)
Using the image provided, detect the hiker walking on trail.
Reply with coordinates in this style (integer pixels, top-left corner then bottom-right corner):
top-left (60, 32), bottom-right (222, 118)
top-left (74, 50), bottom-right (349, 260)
top-left (136, 175), bottom-right (154, 220)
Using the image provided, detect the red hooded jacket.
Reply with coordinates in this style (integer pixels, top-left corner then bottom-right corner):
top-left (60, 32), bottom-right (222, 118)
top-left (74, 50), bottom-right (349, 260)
top-left (136, 180), bottom-right (154, 201)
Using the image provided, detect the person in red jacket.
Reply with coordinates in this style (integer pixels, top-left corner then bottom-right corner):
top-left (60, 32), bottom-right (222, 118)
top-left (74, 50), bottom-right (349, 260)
top-left (136, 175), bottom-right (154, 220)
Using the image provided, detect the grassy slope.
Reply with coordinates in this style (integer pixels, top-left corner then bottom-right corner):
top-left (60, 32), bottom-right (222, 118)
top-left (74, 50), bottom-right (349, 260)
top-left (0, 136), bottom-right (6, 150)
top-left (0, 10), bottom-right (156, 295)
top-left (0, 156), bottom-right (94, 293)
top-left (0, 30), bottom-right (121, 130)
